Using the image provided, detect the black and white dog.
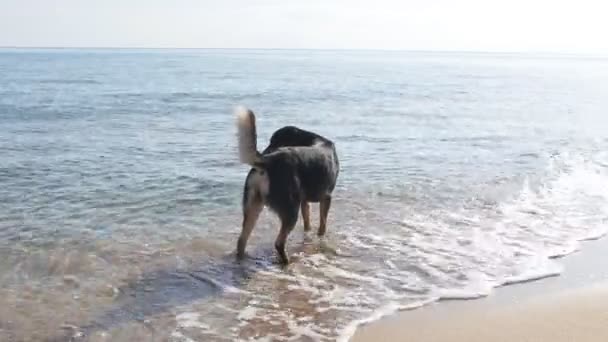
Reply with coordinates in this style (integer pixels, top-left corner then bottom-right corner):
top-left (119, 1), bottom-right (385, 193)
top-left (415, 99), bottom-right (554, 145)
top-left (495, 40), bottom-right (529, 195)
top-left (235, 107), bottom-right (339, 264)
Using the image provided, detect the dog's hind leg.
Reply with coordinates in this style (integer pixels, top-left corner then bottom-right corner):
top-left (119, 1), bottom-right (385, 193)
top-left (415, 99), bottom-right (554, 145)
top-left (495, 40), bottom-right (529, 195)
top-left (275, 208), bottom-right (298, 264)
top-left (237, 192), bottom-right (263, 260)
top-left (301, 201), bottom-right (311, 232)
top-left (318, 195), bottom-right (332, 237)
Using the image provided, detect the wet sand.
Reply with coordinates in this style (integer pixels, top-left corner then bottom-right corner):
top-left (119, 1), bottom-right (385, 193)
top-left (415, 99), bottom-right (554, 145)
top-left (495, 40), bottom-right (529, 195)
top-left (353, 283), bottom-right (608, 342)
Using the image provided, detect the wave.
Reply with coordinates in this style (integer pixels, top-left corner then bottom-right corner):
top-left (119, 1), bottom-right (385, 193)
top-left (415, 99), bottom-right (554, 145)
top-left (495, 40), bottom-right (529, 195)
top-left (334, 149), bottom-right (608, 340)
top-left (156, 150), bottom-right (608, 342)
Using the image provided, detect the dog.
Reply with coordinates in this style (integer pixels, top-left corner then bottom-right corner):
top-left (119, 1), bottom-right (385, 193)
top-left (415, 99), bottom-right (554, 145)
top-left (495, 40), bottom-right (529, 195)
top-left (235, 107), bottom-right (339, 264)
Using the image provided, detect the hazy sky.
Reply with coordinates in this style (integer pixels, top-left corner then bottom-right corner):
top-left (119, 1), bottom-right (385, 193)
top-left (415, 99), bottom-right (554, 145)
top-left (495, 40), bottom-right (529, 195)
top-left (1, 0), bottom-right (607, 53)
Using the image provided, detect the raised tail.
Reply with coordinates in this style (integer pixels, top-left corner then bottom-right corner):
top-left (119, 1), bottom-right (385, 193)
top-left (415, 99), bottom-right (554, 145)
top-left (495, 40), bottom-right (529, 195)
top-left (235, 106), bottom-right (263, 166)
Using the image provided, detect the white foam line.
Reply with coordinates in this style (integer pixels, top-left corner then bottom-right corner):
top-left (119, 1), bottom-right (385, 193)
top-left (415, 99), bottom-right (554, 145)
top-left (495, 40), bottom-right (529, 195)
top-left (323, 265), bottom-right (383, 284)
top-left (437, 288), bottom-right (493, 300)
top-left (170, 330), bottom-right (197, 342)
top-left (579, 229), bottom-right (608, 241)
top-left (502, 266), bottom-right (562, 286)
top-left (187, 272), bottom-right (250, 295)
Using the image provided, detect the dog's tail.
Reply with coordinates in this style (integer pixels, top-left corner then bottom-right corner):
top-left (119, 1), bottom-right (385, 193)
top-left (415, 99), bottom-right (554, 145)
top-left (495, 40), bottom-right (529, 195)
top-left (235, 106), bottom-right (263, 167)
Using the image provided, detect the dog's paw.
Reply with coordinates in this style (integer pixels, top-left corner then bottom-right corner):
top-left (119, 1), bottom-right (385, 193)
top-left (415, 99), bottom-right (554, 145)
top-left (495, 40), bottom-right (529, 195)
top-left (235, 250), bottom-right (249, 261)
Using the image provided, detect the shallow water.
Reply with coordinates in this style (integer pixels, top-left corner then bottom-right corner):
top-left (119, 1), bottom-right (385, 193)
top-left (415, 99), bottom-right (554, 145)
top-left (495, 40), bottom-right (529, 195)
top-left (1, 49), bottom-right (608, 341)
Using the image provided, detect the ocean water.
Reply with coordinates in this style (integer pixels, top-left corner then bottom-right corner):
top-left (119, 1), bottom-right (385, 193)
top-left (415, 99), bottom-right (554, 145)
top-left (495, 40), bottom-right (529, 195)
top-left (1, 48), bottom-right (608, 341)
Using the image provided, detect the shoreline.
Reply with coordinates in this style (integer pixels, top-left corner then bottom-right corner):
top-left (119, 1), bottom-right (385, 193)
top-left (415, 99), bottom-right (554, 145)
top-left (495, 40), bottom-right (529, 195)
top-left (351, 236), bottom-right (608, 341)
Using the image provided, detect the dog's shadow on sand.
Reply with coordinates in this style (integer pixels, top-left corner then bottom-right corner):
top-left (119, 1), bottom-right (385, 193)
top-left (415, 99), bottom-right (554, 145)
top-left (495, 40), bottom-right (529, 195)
top-left (54, 235), bottom-right (337, 341)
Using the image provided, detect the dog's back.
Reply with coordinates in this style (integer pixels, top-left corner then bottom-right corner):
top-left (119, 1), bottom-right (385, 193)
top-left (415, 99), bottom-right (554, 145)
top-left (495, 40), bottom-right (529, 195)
top-left (263, 126), bottom-right (333, 154)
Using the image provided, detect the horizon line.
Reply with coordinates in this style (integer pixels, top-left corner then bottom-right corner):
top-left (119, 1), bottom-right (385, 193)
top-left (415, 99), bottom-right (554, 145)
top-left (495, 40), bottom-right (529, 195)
top-left (1, 46), bottom-right (607, 58)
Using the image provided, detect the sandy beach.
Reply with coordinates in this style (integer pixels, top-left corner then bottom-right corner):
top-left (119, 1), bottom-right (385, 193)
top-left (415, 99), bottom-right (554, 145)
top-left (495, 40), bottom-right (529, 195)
top-left (353, 283), bottom-right (608, 342)
top-left (353, 238), bottom-right (608, 342)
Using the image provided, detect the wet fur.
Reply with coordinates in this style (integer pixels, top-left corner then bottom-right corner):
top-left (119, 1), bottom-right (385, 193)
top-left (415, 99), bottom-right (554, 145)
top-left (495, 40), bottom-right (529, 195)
top-left (236, 108), bottom-right (339, 264)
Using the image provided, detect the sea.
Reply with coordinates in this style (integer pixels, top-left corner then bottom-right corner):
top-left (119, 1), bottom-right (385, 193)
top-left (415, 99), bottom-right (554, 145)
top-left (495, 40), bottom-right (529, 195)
top-left (1, 48), bottom-right (608, 341)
